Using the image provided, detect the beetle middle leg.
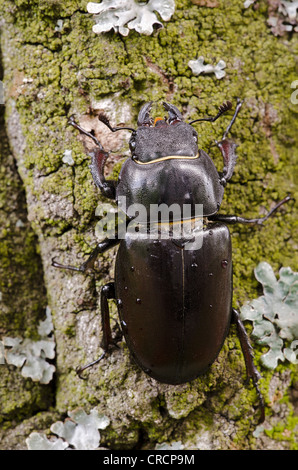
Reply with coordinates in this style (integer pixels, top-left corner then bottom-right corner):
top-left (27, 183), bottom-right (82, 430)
top-left (209, 195), bottom-right (291, 225)
top-left (76, 281), bottom-right (121, 378)
top-left (232, 308), bottom-right (265, 424)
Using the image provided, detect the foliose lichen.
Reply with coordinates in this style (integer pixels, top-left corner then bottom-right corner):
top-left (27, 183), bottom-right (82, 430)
top-left (0, 306), bottom-right (55, 384)
top-left (245, 0), bottom-right (298, 35)
top-left (188, 56), bottom-right (226, 79)
top-left (240, 262), bottom-right (298, 370)
top-left (155, 440), bottom-right (184, 450)
top-left (87, 0), bottom-right (176, 36)
top-left (26, 408), bottom-right (110, 450)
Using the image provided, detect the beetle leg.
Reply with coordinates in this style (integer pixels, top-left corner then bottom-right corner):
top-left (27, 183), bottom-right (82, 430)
top-left (52, 237), bottom-right (120, 273)
top-left (232, 308), bottom-right (265, 423)
top-left (68, 116), bottom-right (117, 199)
top-left (222, 98), bottom-right (243, 140)
top-left (100, 282), bottom-right (117, 350)
top-left (215, 99), bottom-right (243, 185)
top-left (68, 115), bottom-right (104, 149)
top-left (89, 147), bottom-right (117, 200)
top-left (216, 139), bottom-right (238, 185)
top-left (209, 195), bottom-right (291, 225)
top-left (76, 282), bottom-right (118, 378)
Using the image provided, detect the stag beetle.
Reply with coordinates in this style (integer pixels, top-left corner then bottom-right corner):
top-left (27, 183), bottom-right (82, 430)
top-left (53, 99), bottom-right (290, 423)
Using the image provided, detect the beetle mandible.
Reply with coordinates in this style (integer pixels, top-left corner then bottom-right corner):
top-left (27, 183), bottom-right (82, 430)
top-left (53, 99), bottom-right (290, 423)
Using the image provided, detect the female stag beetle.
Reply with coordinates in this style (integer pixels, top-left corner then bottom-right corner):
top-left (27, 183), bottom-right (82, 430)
top-left (53, 99), bottom-right (290, 423)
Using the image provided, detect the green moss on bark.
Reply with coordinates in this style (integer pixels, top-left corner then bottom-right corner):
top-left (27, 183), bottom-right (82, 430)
top-left (0, 43), bottom-right (54, 429)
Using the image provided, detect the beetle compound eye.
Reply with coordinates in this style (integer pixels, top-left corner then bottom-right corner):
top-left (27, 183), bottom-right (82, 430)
top-left (192, 131), bottom-right (198, 143)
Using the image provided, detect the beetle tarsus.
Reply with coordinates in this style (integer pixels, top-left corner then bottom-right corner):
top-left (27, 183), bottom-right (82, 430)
top-left (51, 256), bottom-right (88, 272)
top-left (76, 351), bottom-right (107, 379)
top-left (255, 195), bottom-right (292, 224)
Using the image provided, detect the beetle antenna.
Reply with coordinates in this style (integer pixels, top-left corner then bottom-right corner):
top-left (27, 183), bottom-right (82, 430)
top-left (98, 113), bottom-right (135, 132)
top-left (189, 100), bottom-right (232, 125)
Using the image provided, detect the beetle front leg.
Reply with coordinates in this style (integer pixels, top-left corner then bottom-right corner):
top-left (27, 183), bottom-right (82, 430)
top-left (216, 98), bottom-right (243, 185)
top-left (68, 115), bottom-right (117, 200)
top-left (76, 282), bottom-right (121, 378)
top-left (89, 147), bottom-right (117, 200)
top-left (232, 309), bottom-right (265, 424)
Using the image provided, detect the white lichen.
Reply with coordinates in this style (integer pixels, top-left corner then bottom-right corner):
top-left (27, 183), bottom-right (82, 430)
top-left (188, 56), bottom-right (226, 79)
top-left (279, 1), bottom-right (298, 21)
top-left (240, 262), bottom-right (298, 370)
top-left (26, 408), bottom-right (110, 450)
top-left (26, 433), bottom-right (68, 450)
top-left (243, 0), bottom-right (255, 7)
top-left (54, 19), bottom-right (64, 32)
top-left (155, 440), bottom-right (184, 450)
top-left (87, 0), bottom-right (175, 36)
top-left (245, 1), bottom-right (298, 35)
top-left (62, 149), bottom-right (74, 166)
top-left (0, 306), bottom-right (55, 384)
top-left (15, 219), bottom-right (25, 228)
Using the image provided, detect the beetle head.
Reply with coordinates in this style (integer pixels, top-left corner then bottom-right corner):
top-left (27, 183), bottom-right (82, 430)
top-left (129, 102), bottom-right (198, 163)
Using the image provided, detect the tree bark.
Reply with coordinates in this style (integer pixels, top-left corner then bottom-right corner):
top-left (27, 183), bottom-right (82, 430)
top-left (0, 0), bottom-right (297, 450)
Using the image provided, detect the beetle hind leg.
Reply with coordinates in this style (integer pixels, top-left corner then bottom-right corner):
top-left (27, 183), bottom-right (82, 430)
top-left (232, 308), bottom-right (265, 424)
top-left (76, 281), bottom-right (121, 378)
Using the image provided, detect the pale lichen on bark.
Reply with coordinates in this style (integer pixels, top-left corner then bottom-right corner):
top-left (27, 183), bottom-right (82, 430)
top-left (0, 0), bottom-right (297, 450)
